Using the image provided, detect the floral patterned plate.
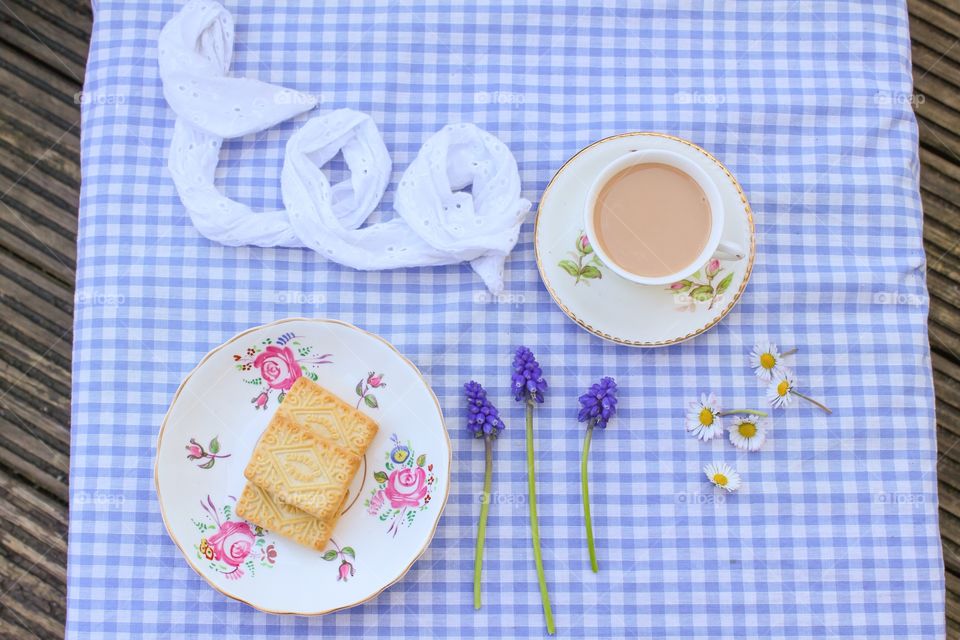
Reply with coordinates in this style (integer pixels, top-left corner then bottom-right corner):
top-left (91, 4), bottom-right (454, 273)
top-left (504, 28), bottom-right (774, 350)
top-left (535, 132), bottom-right (756, 346)
top-left (155, 317), bottom-right (450, 614)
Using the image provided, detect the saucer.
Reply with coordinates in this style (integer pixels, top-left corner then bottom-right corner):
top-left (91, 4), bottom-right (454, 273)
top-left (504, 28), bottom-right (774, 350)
top-left (535, 133), bottom-right (756, 346)
top-left (155, 318), bottom-right (450, 614)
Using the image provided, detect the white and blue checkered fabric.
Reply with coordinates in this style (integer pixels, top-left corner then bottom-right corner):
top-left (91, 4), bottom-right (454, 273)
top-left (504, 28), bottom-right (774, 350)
top-left (68, 1), bottom-right (943, 637)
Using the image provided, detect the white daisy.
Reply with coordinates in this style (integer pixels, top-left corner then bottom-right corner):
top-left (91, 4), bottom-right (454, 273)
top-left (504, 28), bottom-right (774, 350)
top-left (685, 392), bottom-right (723, 441)
top-left (703, 463), bottom-right (741, 492)
top-left (728, 415), bottom-right (769, 452)
top-left (767, 371), bottom-right (797, 409)
top-left (749, 343), bottom-right (793, 382)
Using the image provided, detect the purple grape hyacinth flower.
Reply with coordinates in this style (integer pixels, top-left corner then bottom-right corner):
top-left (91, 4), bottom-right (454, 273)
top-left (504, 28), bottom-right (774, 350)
top-left (465, 380), bottom-right (503, 610)
top-left (464, 381), bottom-right (504, 438)
top-left (512, 346), bottom-right (548, 404)
top-left (511, 345), bottom-right (555, 633)
top-left (578, 375), bottom-right (618, 574)
top-left (577, 376), bottom-right (618, 429)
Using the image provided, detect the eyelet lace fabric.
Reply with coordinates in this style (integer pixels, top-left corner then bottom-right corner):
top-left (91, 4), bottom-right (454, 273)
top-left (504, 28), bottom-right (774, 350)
top-left (159, 0), bottom-right (531, 292)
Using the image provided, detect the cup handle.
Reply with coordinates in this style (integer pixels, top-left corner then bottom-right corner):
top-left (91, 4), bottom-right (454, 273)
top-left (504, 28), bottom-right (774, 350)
top-left (713, 240), bottom-right (745, 261)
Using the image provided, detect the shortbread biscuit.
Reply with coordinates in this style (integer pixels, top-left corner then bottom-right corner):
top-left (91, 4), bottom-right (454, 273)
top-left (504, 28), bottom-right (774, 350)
top-left (235, 482), bottom-right (336, 551)
top-left (244, 414), bottom-right (361, 522)
top-left (277, 377), bottom-right (380, 457)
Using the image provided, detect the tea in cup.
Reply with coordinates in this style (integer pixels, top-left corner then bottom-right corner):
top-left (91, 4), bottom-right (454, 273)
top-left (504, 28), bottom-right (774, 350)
top-left (583, 149), bottom-right (743, 285)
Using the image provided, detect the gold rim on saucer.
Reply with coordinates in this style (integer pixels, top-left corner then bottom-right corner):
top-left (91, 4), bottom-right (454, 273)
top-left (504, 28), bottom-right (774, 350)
top-left (534, 132), bottom-right (756, 347)
top-left (154, 317), bottom-right (451, 615)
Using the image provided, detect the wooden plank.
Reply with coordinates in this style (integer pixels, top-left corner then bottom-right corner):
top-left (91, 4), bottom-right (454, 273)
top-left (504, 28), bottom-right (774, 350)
top-left (0, 297), bottom-right (73, 366)
top-left (925, 215), bottom-right (960, 263)
top-left (6, 0), bottom-right (91, 44)
top-left (0, 342), bottom-right (73, 421)
top-left (927, 272), bottom-right (960, 323)
top-left (909, 2), bottom-right (960, 69)
top-left (0, 551), bottom-right (65, 638)
top-left (916, 100), bottom-right (960, 158)
top-left (908, 14), bottom-right (960, 77)
top-left (0, 396), bottom-right (70, 456)
top-left (934, 351), bottom-right (960, 397)
top-left (0, 436), bottom-right (68, 502)
top-left (0, 3), bottom-right (85, 82)
top-left (929, 294), bottom-right (960, 339)
top-left (0, 227), bottom-right (74, 286)
top-left (0, 465), bottom-right (66, 528)
top-left (0, 119), bottom-right (81, 195)
top-left (913, 40), bottom-right (960, 89)
top-left (0, 39), bottom-right (84, 132)
top-left (0, 418), bottom-right (70, 481)
top-left (0, 251), bottom-right (74, 331)
top-left (0, 206), bottom-right (77, 275)
top-left (934, 363), bottom-right (960, 415)
top-left (920, 188), bottom-right (960, 237)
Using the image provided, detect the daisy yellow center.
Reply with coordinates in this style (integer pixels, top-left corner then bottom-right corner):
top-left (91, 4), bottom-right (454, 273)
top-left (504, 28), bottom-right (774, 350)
top-left (760, 353), bottom-right (776, 369)
top-left (699, 408), bottom-right (714, 426)
top-left (738, 422), bottom-right (757, 438)
top-left (713, 473), bottom-right (728, 486)
top-left (777, 380), bottom-right (790, 397)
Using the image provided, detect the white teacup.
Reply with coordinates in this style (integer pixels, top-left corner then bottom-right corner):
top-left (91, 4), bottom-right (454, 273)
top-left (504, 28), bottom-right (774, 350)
top-left (583, 149), bottom-right (744, 286)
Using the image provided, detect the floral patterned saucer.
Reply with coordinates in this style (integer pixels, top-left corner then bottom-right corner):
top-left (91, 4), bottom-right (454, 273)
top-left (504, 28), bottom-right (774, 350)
top-left (155, 317), bottom-right (450, 614)
top-left (535, 133), bottom-right (756, 346)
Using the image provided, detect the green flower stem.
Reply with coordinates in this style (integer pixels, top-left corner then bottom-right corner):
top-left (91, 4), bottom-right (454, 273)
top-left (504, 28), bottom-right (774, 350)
top-left (473, 435), bottom-right (494, 609)
top-left (782, 347), bottom-right (799, 357)
top-left (526, 401), bottom-right (555, 635)
top-left (581, 421), bottom-right (598, 573)
top-left (718, 409), bottom-right (769, 417)
top-left (794, 391), bottom-right (832, 414)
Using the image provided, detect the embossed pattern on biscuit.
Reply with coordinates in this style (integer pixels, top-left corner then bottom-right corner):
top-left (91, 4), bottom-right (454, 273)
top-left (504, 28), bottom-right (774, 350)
top-left (235, 483), bottom-right (335, 551)
top-left (277, 377), bottom-right (380, 457)
top-left (244, 414), bottom-right (361, 522)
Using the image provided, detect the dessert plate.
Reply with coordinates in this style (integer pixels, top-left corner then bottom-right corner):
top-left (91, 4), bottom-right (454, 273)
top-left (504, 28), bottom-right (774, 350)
top-left (155, 318), bottom-right (450, 614)
top-left (535, 133), bottom-right (756, 346)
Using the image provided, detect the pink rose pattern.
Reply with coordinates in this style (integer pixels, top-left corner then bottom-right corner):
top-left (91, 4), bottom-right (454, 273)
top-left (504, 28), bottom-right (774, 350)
top-left (666, 260), bottom-right (735, 313)
top-left (558, 231), bottom-right (604, 285)
top-left (321, 539), bottom-right (357, 583)
top-left (355, 372), bottom-right (387, 409)
top-left (254, 345), bottom-right (302, 391)
top-left (385, 467), bottom-right (428, 508)
top-left (233, 332), bottom-right (333, 411)
top-left (206, 520), bottom-right (254, 568)
top-left (366, 434), bottom-right (436, 537)
top-left (185, 436), bottom-right (230, 470)
top-left (193, 495), bottom-right (277, 580)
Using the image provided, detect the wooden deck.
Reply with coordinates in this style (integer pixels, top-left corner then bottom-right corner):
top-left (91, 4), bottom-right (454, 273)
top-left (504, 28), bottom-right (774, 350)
top-left (0, 1), bottom-right (957, 637)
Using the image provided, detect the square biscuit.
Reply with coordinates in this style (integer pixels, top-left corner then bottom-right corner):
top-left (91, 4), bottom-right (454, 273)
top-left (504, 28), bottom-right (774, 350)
top-left (235, 482), bottom-right (336, 551)
top-left (277, 377), bottom-right (380, 457)
top-left (244, 413), bottom-right (361, 522)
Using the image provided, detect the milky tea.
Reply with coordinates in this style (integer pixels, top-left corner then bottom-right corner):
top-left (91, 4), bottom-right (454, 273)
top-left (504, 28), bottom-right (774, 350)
top-left (592, 162), bottom-right (712, 278)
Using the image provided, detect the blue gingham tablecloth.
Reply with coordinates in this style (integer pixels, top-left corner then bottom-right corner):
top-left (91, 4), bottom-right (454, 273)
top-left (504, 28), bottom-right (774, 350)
top-left (69, 1), bottom-right (944, 637)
